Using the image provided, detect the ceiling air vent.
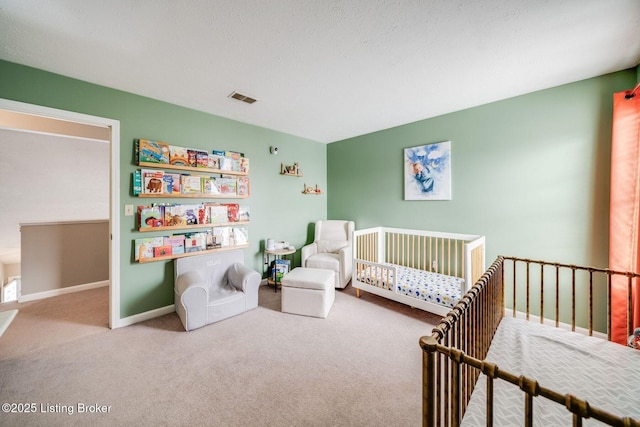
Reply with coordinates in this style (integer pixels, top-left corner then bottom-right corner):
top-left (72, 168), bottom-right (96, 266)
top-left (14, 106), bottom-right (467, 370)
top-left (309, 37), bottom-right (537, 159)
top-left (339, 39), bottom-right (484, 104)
top-left (228, 91), bottom-right (257, 104)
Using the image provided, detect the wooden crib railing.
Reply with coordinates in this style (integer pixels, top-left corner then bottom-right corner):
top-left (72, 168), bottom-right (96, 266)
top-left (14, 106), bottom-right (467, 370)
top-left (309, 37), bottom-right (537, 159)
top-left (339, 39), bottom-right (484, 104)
top-left (419, 256), bottom-right (640, 427)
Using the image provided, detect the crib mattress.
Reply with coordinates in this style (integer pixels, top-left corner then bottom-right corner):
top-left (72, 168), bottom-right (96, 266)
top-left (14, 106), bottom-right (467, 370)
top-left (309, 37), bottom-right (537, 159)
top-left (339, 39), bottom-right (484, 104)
top-left (357, 263), bottom-right (464, 309)
top-left (462, 317), bottom-right (640, 426)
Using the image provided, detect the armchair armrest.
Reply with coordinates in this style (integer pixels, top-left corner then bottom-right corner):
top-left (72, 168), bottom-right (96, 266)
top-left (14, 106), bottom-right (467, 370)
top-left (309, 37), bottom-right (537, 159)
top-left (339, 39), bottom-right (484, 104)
top-left (301, 243), bottom-right (318, 267)
top-left (338, 244), bottom-right (353, 287)
top-left (175, 271), bottom-right (208, 331)
top-left (175, 271), bottom-right (207, 296)
top-left (227, 263), bottom-right (260, 293)
top-left (228, 263), bottom-right (261, 310)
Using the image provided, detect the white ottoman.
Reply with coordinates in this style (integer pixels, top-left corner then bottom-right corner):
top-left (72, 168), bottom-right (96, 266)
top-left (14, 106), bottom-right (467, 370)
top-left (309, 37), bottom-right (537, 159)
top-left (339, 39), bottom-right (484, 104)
top-left (281, 267), bottom-right (335, 318)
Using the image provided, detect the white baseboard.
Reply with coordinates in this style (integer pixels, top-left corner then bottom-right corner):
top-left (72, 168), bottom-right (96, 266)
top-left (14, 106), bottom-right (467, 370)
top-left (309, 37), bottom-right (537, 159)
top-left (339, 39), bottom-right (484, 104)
top-left (114, 304), bottom-right (176, 328)
top-left (504, 308), bottom-right (608, 340)
top-left (18, 280), bottom-right (109, 303)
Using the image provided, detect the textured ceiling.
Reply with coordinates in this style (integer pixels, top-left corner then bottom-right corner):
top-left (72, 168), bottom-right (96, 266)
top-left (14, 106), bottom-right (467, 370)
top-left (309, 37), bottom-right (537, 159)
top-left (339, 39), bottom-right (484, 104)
top-left (0, 0), bottom-right (639, 143)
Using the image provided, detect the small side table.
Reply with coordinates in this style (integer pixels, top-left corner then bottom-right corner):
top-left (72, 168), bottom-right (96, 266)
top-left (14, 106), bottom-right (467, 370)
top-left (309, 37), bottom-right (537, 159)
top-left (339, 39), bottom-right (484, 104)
top-left (264, 248), bottom-right (296, 292)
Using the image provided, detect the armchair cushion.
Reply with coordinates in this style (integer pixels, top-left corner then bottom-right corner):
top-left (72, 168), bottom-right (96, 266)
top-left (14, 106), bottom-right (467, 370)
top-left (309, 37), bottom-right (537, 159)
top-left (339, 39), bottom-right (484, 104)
top-left (316, 239), bottom-right (348, 254)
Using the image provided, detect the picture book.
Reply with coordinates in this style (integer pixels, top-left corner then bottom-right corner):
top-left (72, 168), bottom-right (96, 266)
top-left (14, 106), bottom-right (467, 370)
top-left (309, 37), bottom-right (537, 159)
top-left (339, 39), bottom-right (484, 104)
top-left (217, 177), bottom-right (237, 195)
top-left (208, 204), bottom-right (228, 224)
top-left (162, 174), bottom-right (174, 194)
top-left (225, 151), bottom-right (243, 160)
top-left (165, 172), bottom-right (181, 194)
top-left (237, 177), bottom-right (250, 196)
top-left (138, 139), bottom-right (170, 164)
top-left (240, 157), bottom-right (250, 173)
top-left (183, 232), bottom-right (207, 253)
top-left (202, 177), bottom-right (220, 195)
top-left (272, 259), bottom-right (290, 282)
top-left (212, 150), bottom-right (226, 157)
top-left (153, 245), bottom-right (173, 257)
top-left (213, 227), bottom-right (231, 247)
top-left (187, 149), bottom-right (208, 167)
top-left (238, 205), bottom-right (250, 222)
top-left (232, 227), bottom-right (248, 245)
top-left (142, 169), bottom-right (165, 194)
top-left (133, 170), bottom-right (142, 195)
top-left (198, 204), bottom-right (209, 225)
top-left (219, 157), bottom-right (233, 171)
top-left (183, 205), bottom-right (199, 225)
top-left (223, 203), bottom-right (239, 222)
top-left (205, 229), bottom-right (219, 249)
top-left (181, 174), bottom-right (202, 194)
top-left (169, 145), bottom-right (189, 166)
top-left (164, 235), bottom-right (185, 251)
top-left (134, 237), bottom-right (164, 261)
top-left (139, 205), bottom-right (164, 228)
top-left (196, 151), bottom-right (209, 168)
top-left (164, 205), bottom-right (187, 226)
top-left (207, 154), bottom-right (221, 170)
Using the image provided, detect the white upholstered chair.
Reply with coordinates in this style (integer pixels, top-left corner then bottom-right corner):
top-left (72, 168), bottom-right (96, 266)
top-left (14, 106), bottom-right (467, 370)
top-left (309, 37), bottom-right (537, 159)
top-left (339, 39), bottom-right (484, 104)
top-left (301, 220), bottom-right (355, 289)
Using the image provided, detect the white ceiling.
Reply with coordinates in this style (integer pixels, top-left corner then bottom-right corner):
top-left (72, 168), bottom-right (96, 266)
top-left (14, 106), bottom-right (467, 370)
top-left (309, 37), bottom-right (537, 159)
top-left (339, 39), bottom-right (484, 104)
top-left (0, 1), bottom-right (639, 143)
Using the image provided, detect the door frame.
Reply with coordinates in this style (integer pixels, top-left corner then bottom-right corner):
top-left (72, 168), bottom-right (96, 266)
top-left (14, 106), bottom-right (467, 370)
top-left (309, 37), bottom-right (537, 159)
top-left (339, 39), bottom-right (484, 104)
top-left (0, 98), bottom-right (121, 328)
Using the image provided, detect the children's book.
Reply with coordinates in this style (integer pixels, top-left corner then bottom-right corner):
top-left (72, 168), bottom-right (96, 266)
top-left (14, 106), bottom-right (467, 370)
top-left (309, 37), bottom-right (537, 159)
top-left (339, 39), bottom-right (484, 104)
top-left (202, 177), bottom-right (220, 195)
top-left (139, 205), bottom-right (164, 228)
top-left (183, 232), bottom-right (207, 252)
top-left (272, 259), bottom-right (290, 282)
top-left (238, 205), bottom-right (250, 222)
top-left (223, 203), bottom-right (239, 222)
top-left (219, 157), bottom-right (233, 171)
top-left (196, 151), bottom-right (209, 168)
top-left (133, 170), bottom-right (143, 195)
top-left (142, 169), bottom-right (164, 194)
top-left (208, 204), bottom-right (228, 224)
top-left (153, 245), bottom-right (173, 257)
top-left (240, 158), bottom-right (250, 173)
top-left (198, 204), bottom-right (209, 225)
top-left (181, 175), bottom-right (202, 194)
top-left (162, 174), bottom-right (174, 194)
top-left (165, 172), bottom-right (181, 194)
top-left (207, 154), bottom-right (221, 170)
top-left (237, 177), bottom-right (250, 196)
top-left (169, 145), bottom-right (189, 166)
top-left (217, 177), bottom-right (237, 195)
top-left (232, 227), bottom-right (249, 245)
top-left (164, 235), bottom-right (185, 254)
top-left (138, 139), bottom-right (170, 164)
top-left (164, 205), bottom-right (187, 227)
top-left (213, 227), bottom-right (231, 247)
top-left (134, 237), bottom-right (164, 261)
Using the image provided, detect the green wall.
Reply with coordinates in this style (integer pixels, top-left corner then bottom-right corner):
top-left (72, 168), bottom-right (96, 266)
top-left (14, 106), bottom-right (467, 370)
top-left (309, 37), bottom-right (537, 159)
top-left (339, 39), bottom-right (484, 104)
top-left (0, 60), bottom-right (327, 318)
top-left (327, 69), bottom-right (636, 330)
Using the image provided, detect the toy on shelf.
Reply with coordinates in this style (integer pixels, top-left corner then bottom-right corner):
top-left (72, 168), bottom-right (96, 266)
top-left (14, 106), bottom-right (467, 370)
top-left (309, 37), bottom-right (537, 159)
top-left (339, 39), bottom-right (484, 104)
top-left (280, 162), bottom-right (302, 176)
top-left (302, 183), bottom-right (322, 195)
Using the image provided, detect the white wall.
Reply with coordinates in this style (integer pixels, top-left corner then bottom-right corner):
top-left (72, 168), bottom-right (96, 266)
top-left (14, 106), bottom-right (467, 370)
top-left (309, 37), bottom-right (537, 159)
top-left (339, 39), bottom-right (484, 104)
top-left (0, 129), bottom-right (109, 257)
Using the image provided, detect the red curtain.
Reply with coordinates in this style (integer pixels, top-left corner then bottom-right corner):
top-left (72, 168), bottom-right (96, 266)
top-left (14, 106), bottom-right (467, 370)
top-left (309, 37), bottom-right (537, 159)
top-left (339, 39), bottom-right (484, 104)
top-left (609, 85), bottom-right (640, 345)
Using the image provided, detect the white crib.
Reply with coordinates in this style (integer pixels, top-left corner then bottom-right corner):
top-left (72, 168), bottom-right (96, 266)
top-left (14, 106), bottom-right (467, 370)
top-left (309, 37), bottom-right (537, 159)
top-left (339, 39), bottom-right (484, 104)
top-left (352, 227), bottom-right (485, 316)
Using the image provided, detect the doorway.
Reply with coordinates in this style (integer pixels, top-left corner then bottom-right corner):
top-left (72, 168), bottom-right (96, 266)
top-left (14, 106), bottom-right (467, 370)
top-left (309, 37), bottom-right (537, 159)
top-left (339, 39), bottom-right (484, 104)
top-left (0, 98), bottom-right (120, 328)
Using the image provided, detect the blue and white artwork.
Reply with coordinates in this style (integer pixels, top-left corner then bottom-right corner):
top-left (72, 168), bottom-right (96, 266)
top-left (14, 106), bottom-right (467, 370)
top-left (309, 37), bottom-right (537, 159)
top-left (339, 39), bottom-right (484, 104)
top-left (404, 141), bottom-right (452, 200)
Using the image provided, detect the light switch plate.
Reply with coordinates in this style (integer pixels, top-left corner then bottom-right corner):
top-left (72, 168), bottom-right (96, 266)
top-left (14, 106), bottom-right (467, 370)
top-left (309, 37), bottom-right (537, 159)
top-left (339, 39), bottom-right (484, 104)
top-left (124, 204), bottom-right (134, 216)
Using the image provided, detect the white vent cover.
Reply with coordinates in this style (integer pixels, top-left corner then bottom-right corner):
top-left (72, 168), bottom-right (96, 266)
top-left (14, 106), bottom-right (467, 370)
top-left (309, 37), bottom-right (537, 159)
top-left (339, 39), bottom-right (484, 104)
top-left (228, 91), bottom-right (257, 104)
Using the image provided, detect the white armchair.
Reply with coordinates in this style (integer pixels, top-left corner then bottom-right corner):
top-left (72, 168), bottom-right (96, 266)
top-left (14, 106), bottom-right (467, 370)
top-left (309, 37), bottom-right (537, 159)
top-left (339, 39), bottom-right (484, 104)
top-left (301, 220), bottom-right (355, 289)
top-left (174, 249), bottom-right (260, 331)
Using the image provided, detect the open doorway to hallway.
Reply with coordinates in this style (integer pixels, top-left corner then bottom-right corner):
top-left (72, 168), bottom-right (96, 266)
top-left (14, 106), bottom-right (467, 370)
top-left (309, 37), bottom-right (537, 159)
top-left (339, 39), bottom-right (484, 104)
top-left (0, 99), bottom-right (121, 328)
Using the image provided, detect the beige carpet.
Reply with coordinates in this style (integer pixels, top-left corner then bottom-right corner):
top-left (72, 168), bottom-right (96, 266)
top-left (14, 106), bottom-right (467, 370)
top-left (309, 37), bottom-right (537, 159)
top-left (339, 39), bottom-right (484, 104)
top-left (0, 283), bottom-right (440, 426)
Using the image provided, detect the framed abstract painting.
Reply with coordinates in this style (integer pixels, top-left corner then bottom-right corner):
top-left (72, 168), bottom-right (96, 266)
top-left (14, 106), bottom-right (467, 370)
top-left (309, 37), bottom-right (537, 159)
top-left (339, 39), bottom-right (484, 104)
top-left (404, 141), bottom-right (452, 200)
